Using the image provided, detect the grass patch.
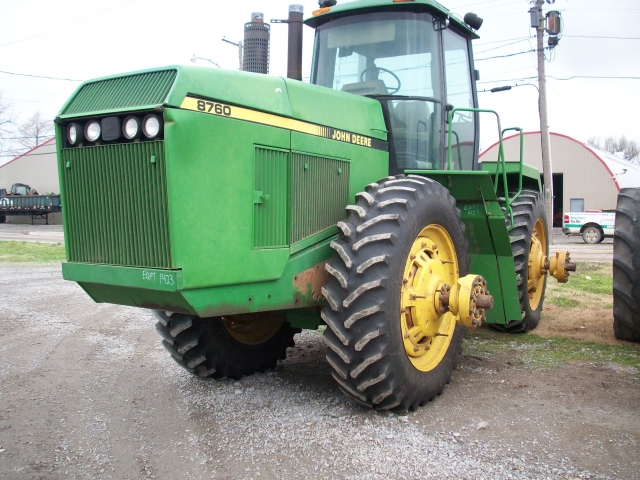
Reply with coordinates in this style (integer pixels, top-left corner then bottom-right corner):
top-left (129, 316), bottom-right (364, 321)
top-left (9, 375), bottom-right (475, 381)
top-left (464, 328), bottom-right (640, 373)
top-left (548, 297), bottom-right (580, 308)
top-left (0, 241), bottom-right (66, 262)
top-left (555, 263), bottom-right (612, 295)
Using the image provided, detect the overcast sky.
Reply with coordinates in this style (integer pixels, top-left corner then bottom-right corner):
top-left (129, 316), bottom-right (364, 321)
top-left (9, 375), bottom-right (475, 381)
top-left (1, 0), bottom-right (638, 164)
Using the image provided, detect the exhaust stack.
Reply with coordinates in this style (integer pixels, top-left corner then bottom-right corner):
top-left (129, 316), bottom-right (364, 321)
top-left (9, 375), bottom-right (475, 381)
top-left (272, 5), bottom-right (304, 81)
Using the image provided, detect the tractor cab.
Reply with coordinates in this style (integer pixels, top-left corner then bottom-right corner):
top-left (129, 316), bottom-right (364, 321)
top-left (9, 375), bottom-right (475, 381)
top-left (307, 3), bottom-right (481, 174)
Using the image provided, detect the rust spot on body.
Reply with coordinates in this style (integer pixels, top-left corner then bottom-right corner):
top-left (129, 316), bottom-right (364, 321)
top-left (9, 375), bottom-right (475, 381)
top-left (293, 260), bottom-right (330, 302)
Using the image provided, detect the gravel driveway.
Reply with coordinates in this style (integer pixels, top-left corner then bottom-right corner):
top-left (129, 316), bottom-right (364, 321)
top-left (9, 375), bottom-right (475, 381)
top-left (0, 262), bottom-right (638, 479)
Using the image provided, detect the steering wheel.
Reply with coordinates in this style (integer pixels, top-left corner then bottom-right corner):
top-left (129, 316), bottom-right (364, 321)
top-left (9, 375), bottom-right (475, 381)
top-left (360, 67), bottom-right (401, 94)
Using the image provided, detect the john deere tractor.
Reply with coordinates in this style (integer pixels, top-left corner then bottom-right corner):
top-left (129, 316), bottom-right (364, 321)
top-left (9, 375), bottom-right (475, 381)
top-left (55, 0), bottom-right (574, 411)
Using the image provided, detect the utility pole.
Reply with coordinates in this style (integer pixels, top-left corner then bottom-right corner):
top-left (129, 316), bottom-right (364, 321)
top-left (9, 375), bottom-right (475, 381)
top-left (222, 37), bottom-right (243, 71)
top-left (534, 0), bottom-right (554, 239)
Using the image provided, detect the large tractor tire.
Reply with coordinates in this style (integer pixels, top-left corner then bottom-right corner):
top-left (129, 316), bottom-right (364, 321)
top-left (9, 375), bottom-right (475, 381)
top-left (613, 188), bottom-right (640, 342)
top-left (154, 311), bottom-right (299, 379)
top-left (321, 175), bottom-right (469, 411)
top-left (496, 189), bottom-right (549, 333)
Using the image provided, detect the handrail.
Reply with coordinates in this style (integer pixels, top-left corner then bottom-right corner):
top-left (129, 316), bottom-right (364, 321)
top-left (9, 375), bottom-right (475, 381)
top-left (499, 127), bottom-right (524, 227)
top-left (446, 107), bottom-right (525, 230)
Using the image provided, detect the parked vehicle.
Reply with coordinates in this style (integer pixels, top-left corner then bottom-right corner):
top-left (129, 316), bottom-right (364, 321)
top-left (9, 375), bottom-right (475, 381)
top-left (54, 0), bottom-right (574, 411)
top-left (562, 211), bottom-right (615, 244)
top-left (0, 183), bottom-right (61, 224)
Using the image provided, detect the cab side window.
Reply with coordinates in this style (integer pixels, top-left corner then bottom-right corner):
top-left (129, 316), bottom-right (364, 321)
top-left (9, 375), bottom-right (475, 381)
top-left (443, 30), bottom-right (475, 170)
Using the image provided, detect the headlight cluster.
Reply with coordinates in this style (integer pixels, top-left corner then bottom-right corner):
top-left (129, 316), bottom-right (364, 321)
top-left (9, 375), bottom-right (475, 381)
top-left (66, 114), bottom-right (163, 146)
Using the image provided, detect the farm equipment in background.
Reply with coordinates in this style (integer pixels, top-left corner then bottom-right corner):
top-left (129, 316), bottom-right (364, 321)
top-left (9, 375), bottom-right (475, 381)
top-left (0, 183), bottom-right (61, 224)
top-left (54, 0), bottom-right (575, 411)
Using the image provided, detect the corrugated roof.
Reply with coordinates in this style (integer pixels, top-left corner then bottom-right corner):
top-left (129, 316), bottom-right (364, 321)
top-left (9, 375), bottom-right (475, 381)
top-left (480, 131), bottom-right (640, 192)
top-left (582, 144), bottom-right (640, 190)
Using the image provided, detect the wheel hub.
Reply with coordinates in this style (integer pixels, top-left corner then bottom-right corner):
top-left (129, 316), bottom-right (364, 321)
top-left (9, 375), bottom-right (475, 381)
top-left (528, 219), bottom-right (576, 294)
top-left (400, 225), bottom-right (493, 372)
top-left (221, 312), bottom-right (285, 345)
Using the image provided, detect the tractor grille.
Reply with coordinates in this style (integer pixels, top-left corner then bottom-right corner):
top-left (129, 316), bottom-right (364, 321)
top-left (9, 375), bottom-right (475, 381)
top-left (254, 147), bottom-right (289, 248)
top-left (290, 153), bottom-right (350, 244)
top-left (61, 141), bottom-right (171, 268)
top-left (62, 70), bottom-right (177, 115)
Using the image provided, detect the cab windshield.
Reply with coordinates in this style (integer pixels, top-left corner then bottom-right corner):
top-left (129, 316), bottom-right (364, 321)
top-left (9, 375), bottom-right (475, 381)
top-left (312, 11), bottom-right (477, 172)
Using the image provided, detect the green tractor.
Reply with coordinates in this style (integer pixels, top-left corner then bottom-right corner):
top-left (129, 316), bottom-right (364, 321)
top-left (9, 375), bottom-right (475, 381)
top-left (55, 0), bottom-right (574, 411)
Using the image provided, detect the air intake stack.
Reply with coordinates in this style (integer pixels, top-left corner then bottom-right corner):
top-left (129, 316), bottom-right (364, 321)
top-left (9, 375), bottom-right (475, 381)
top-left (243, 12), bottom-right (270, 74)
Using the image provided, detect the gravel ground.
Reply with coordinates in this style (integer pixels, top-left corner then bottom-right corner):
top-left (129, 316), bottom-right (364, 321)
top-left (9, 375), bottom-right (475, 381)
top-left (0, 262), bottom-right (638, 479)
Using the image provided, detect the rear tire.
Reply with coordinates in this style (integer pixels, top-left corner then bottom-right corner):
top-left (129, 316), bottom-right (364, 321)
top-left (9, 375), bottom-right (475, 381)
top-left (321, 175), bottom-right (468, 411)
top-left (0, 215), bottom-right (5, 224)
top-left (495, 190), bottom-right (548, 333)
top-left (582, 226), bottom-right (602, 244)
top-left (154, 311), bottom-right (299, 379)
top-left (613, 188), bottom-right (640, 342)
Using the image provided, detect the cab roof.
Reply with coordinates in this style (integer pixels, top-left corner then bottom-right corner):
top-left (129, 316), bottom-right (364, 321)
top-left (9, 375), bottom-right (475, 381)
top-left (305, 0), bottom-right (479, 39)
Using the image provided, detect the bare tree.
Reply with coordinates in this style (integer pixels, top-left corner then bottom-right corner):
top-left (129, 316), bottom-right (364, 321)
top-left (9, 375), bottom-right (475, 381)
top-left (586, 135), bottom-right (640, 165)
top-left (604, 136), bottom-right (617, 154)
top-left (626, 140), bottom-right (640, 165)
top-left (0, 92), bottom-right (15, 153)
top-left (586, 136), bottom-right (601, 149)
top-left (16, 111), bottom-right (53, 150)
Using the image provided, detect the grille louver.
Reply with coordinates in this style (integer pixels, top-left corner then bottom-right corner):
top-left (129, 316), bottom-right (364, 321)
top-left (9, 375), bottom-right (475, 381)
top-left (62, 70), bottom-right (177, 115)
top-left (291, 153), bottom-right (350, 244)
top-left (61, 141), bottom-right (171, 268)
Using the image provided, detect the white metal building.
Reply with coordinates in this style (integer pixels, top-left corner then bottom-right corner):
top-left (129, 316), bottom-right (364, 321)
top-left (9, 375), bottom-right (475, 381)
top-left (0, 138), bottom-right (61, 224)
top-left (480, 132), bottom-right (640, 225)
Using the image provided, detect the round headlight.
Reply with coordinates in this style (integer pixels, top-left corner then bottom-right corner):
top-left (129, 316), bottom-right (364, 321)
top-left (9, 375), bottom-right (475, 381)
top-left (142, 114), bottom-right (161, 139)
top-left (123, 116), bottom-right (140, 140)
top-left (85, 121), bottom-right (101, 142)
top-left (67, 123), bottom-right (83, 145)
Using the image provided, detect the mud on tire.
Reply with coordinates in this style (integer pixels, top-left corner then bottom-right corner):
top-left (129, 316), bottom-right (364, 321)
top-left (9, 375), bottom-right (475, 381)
top-left (613, 188), bottom-right (640, 342)
top-left (154, 311), bottom-right (299, 379)
top-left (321, 175), bottom-right (468, 411)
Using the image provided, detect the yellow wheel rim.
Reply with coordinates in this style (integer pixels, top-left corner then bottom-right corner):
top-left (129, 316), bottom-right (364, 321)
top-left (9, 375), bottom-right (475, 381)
top-left (527, 218), bottom-right (547, 311)
top-left (400, 225), bottom-right (459, 372)
top-left (221, 312), bottom-right (285, 346)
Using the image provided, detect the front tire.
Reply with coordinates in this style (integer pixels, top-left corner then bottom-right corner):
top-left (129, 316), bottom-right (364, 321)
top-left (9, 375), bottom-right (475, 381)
top-left (321, 175), bottom-right (469, 411)
top-left (613, 188), bottom-right (640, 342)
top-left (154, 311), bottom-right (299, 379)
top-left (496, 190), bottom-right (548, 333)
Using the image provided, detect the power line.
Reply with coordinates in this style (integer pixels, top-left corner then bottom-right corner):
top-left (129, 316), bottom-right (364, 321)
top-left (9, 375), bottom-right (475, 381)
top-left (0, 70), bottom-right (83, 82)
top-left (477, 76), bottom-right (538, 85)
top-left (563, 35), bottom-right (640, 40)
top-left (548, 75), bottom-right (640, 81)
top-left (477, 74), bottom-right (640, 85)
top-left (475, 36), bottom-right (531, 46)
top-left (0, 135), bottom-right (55, 141)
top-left (0, 0), bottom-right (137, 47)
top-left (0, 150), bottom-right (56, 158)
top-left (475, 39), bottom-right (532, 55)
top-left (475, 49), bottom-right (536, 61)
top-left (450, 0), bottom-right (522, 9)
